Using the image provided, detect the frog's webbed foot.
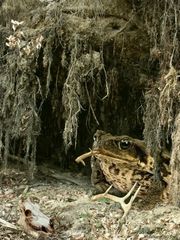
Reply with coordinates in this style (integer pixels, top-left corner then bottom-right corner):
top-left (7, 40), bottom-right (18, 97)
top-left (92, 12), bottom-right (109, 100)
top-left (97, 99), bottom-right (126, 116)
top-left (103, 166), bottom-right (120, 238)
top-left (91, 182), bottom-right (141, 219)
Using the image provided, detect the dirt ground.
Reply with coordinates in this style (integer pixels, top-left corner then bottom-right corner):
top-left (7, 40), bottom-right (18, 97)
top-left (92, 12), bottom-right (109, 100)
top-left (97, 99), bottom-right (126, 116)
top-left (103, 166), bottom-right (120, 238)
top-left (0, 166), bottom-right (180, 240)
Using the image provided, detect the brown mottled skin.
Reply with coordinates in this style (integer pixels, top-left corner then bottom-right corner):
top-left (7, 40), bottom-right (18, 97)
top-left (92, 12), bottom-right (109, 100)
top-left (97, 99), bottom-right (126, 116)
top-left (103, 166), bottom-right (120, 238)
top-left (90, 130), bottom-right (170, 198)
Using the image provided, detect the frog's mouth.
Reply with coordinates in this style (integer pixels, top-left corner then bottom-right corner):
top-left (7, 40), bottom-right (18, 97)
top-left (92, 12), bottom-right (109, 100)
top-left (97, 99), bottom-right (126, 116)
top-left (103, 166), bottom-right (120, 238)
top-left (75, 148), bottom-right (139, 166)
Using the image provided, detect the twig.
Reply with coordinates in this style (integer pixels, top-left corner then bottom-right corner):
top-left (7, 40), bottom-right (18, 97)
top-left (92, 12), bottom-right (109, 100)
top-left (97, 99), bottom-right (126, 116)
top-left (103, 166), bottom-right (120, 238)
top-left (85, 81), bottom-right (99, 125)
top-left (0, 217), bottom-right (19, 230)
top-left (101, 63), bottom-right (109, 100)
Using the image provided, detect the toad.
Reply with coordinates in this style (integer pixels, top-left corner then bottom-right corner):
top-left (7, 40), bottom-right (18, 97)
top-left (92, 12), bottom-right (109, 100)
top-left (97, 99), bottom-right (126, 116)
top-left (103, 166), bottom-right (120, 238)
top-left (75, 130), bottom-right (170, 218)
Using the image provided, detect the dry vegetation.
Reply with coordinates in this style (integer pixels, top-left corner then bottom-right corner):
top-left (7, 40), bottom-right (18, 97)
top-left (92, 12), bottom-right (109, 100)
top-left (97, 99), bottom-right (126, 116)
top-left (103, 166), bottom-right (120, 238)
top-left (142, 0), bottom-right (180, 204)
top-left (0, 0), bottom-right (180, 238)
top-left (0, 168), bottom-right (180, 239)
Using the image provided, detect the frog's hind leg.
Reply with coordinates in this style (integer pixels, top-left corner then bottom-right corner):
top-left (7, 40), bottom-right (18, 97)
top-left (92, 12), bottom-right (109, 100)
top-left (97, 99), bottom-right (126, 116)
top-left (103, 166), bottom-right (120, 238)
top-left (91, 182), bottom-right (141, 219)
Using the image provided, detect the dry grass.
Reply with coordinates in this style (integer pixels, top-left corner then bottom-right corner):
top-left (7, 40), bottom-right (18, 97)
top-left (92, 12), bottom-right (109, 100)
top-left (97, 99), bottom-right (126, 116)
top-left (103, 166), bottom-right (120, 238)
top-left (143, 0), bottom-right (180, 150)
top-left (0, 0), bottom-right (41, 25)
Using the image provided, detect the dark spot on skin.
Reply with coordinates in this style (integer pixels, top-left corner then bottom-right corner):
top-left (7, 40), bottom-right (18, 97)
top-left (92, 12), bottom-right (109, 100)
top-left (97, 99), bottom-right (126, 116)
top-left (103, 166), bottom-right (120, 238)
top-left (109, 163), bottom-right (116, 170)
top-left (144, 174), bottom-right (152, 181)
top-left (134, 145), bottom-right (148, 164)
top-left (144, 185), bottom-right (150, 189)
top-left (114, 168), bottom-right (120, 175)
top-left (109, 163), bottom-right (120, 175)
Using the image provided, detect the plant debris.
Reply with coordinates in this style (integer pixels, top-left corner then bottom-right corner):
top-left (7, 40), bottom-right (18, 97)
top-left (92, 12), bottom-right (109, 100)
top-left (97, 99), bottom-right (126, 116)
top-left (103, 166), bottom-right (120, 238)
top-left (0, 168), bottom-right (180, 239)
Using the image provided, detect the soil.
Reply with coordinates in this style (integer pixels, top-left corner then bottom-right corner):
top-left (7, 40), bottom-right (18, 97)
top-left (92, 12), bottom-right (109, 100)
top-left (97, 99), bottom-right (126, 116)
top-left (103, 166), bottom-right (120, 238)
top-left (0, 167), bottom-right (180, 240)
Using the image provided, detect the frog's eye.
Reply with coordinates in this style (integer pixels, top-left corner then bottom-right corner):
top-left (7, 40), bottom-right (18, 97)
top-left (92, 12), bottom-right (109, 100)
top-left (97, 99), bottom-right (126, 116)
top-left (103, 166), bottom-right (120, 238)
top-left (119, 139), bottom-right (131, 150)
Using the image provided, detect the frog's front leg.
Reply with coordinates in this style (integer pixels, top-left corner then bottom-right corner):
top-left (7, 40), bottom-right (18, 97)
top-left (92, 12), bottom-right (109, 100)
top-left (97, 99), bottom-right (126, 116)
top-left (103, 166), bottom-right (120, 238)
top-left (91, 157), bottom-right (111, 193)
top-left (91, 157), bottom-right (122, 196)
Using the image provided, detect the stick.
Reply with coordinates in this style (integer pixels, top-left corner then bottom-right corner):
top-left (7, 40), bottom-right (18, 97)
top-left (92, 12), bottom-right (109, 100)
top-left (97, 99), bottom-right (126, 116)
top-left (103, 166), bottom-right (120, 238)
top-left (0, 217), bottom-right (19, 230)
